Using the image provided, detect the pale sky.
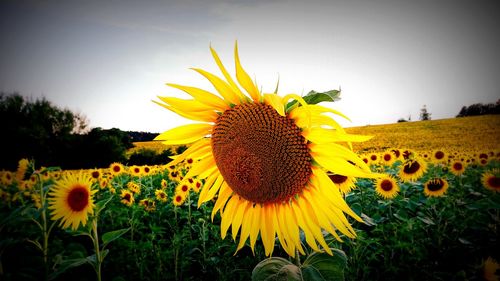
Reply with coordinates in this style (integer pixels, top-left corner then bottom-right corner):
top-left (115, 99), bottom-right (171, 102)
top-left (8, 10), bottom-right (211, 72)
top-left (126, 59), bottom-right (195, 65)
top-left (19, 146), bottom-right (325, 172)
top-left (1, 0), bottom-right (499, 133)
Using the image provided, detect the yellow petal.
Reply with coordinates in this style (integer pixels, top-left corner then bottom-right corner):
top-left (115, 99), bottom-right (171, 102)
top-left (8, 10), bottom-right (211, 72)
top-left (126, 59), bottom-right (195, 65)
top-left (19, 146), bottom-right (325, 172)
top-left (221, 196), bottom-right (240, 239)
top-left (191, 68), bottom-right (241, 105)
top-left (167, 83), bottom-right (228, 111)
top-left (197, 172), bottom-right (219, 207)
top-left (210, 45), bottom-right (249, 102)
top-left (157, 96), bottom-right (215, 112)
top-left (236, 204), bottom-right (254, 252)
top-left (263, 93), bottom-right (285, 117)
top-left (155, 123), bottom-right (212, 145)
top-left (153, 100), bottom-right (218, 123)
top-left (249, 204), bottom-right (262, 254)
top-left (184, 154), bottom-right (216, 179)
top-left (211, 182), bottom-right (232, 221)
top-left (168, 139), bottom-right (210, 166)
top-left (231, 199), bottom-right (250, 240)
top-left (234, 42), bottom-right (261, 102)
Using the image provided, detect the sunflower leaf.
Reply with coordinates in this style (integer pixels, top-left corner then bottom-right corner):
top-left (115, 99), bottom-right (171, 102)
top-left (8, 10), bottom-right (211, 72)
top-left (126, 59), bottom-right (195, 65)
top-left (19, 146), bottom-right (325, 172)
top-left (285, 89), bottom-right (341, 111)
top-left (251, 257), bottom-right (302, 281)
top-left (301, 249), bottom-right (347, 281)
top-left (94, 195), bottom-right (114, 216)
top-left (102, 227), bottom-right (130, 249)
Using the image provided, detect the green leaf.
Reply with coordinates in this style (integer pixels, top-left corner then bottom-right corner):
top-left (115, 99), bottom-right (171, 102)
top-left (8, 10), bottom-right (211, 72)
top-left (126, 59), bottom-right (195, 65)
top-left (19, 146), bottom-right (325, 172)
top-left (94, 195), bottom-right (114, 215)
top-left (285, 89), bottom-right (341, 111)
top-left (102, 228), bottom-right (130, 249)
top-left (252, 257), bottom-right (302, 281)
top-left (301, 249), bottom-right (347, 281)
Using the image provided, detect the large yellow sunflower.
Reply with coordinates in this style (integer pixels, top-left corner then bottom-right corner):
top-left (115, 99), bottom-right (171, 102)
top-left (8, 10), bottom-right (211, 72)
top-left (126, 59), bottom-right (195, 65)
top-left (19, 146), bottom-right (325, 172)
top-left (154, 43), bottom-right (379, 257)
top-left (48, 172), bottom-right (97, 230)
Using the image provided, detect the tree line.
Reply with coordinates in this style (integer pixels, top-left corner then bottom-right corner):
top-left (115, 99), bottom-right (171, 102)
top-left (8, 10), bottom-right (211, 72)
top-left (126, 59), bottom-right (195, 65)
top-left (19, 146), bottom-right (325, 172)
top-left (0, 93), bottom-right (135, 170)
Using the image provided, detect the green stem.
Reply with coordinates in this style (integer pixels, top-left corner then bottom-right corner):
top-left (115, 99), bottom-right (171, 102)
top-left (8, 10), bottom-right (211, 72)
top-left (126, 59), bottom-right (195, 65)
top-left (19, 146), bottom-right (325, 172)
top-left (294, 249), bottom-right (301, 267)
top-left (91, 219), bottom-right (102, 281)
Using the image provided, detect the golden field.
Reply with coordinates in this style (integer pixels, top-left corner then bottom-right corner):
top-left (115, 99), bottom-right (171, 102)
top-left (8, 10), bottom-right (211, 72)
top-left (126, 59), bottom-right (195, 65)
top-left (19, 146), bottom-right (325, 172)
top-left (345, 114), bottom-right (500, 153)
top-left (130, 115), bottom-right (500, 155)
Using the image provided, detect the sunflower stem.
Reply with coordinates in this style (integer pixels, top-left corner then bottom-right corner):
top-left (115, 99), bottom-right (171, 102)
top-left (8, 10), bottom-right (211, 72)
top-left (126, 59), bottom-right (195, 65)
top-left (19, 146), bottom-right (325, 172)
top-left (91, 218), bottom-right (102, 281)
top-left (294, 249), bottom-right (301, 266)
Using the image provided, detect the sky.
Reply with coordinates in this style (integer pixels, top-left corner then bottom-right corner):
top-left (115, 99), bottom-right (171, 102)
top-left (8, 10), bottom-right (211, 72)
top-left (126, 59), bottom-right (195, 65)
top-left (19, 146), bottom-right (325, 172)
top-left (1, 0), bottom-right (499, 133)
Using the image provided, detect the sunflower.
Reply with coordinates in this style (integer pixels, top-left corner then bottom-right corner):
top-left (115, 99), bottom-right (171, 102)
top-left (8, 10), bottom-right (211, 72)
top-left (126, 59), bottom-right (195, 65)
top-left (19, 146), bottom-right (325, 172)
top-left (483, 257), bottom-right (500, 281)
top-left (375, 176), bottom-right (399, 199)
top-left (142, 165), bottom-right (152, 176)
top-left (154, 43), bottom-right (379, 257)
top-left (423, 177), bottom-right (449, 197)
top-left (139, 199), bottom-right (156, 212)
top-left (120, 190), bottom-right (135, 206)
top-left (161, 178), bottom-right (168, 189)
top-left (172, 192), bottom-right (187, 207)
top-left (399, 158), bottom-right (427, 182)
top-left (127, 181), bottom-right (141, 195)
top-left (129, 165), bottom-right (142, 177)
top-left (432, 149), bottom-right (447, 163)
top-left (155, 189), bottom-right (168, 202)
top-left (328, 174), bottom-right (357, 194)
top-left (450, 161), bottom-right (466, 176)
top-left (48, 172), bottom-right (97, 230)
top-left (109, 162), bottom-right (124, 176)
top-left (16, 158), bottom-right (30, 182)
top-left (380, 151), bottom-right (396, 166)
top-left (89, 169), bottom-right (101, 182)
top-left (482, 169), bottom-right (500, 192)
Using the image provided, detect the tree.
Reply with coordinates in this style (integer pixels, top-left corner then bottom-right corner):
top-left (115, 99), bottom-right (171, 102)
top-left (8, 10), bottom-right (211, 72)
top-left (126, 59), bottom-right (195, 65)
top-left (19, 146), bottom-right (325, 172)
top-left (420, 105), bottom-right (431, 121)
top-left (0, 93), bottom-right (89, 169)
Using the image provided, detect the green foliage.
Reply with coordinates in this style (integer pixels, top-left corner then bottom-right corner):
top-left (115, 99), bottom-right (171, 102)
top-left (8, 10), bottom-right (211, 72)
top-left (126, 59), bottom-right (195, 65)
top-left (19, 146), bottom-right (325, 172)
top-left (285, 89), bottom-right (341, 112)
top-left (128, 148), bottom-right (173, 166)
top-left (0, 93), bottom-right (88, 169)
top-left (252, 250), bottom-right (347, 281)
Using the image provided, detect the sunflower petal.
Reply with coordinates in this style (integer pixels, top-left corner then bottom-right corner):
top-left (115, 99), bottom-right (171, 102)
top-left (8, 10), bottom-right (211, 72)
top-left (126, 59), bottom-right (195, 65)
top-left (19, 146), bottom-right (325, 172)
top-left (210, 45), bottom-right (248, 102)
top-left (155, 123), bottom-right (212, 145)
top-left (263, 93), bottom-right (285, 117)
top-left (191, 68), bottom-right (241, 105)
top-left (235, 42), bottom-right (261, 102)
top-left (167, 83), bottom-right (228, 111)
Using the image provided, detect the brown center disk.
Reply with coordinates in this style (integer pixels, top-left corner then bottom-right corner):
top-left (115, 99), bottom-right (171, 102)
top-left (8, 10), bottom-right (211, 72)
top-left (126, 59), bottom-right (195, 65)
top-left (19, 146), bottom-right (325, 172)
top-left (67, 185), bottom-right (89, 212)
top-left (211, 103), bottom-right (312, 204)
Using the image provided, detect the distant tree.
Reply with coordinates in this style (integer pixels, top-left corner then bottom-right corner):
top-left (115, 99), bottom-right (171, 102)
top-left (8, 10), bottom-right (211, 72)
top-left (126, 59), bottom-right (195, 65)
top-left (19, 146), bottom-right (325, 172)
top-left (397, 118), bottom-right (408, 123)
top-left (0, 92), bottom-right (88, 169)
top-left (420, 105), bottom-right (431, 121)
top-left (456, 100), bottom-right (500, 117)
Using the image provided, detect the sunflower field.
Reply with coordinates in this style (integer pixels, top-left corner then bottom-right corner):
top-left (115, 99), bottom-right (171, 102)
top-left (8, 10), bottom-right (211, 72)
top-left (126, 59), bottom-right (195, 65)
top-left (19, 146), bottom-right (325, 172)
top-left (1, 43), bottom-right (500, 281)
top-left (1, 115), bottom-right (498, 281)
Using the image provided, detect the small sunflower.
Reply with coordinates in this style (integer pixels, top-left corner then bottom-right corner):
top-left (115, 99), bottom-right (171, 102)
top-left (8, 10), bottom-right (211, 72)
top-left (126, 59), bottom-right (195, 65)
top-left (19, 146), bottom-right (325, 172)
top-left (154, 43), bottom-right (379, 257)
top-left (380, 151), bottom-right (396, 166)
top-left (450, 161), bottom-right (466, 176)
top-left (130, 165), bottom-right (142, 177)
top-left (48, 172), bottom-right (96, 230)
top-left (328, 174), bottom-right (357, 194)
top-left (90, 169), bottom-right (101, 182)
top-left (142, 165), bottom-right (152, 176)
top-left (127, 181), bottom-right (141, 195)
top-left (109, 162), bottom-right (124, 176)
top-left (399, 158), bottom-right (427, 182)
top-left (161, 178), bottom-right (168, 189)
top-left (155, 189), bottom-right (168, 202)
top-left (423, 177), bottom-right (449, 197)
top-left (139, 199), bottom-right (156, 212)
top-left (16, 158), bottom-right (30, 182)
top-left (375, 176), bottom-right (399, 199)
top-left (482, 169), bottom-right (500, 192)
top-left (172, 192), bottom-right (186, 206)
top-left (120, 190), bottom-right (135, 206)
top-left (432, 149), bottom-right (446, 163)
